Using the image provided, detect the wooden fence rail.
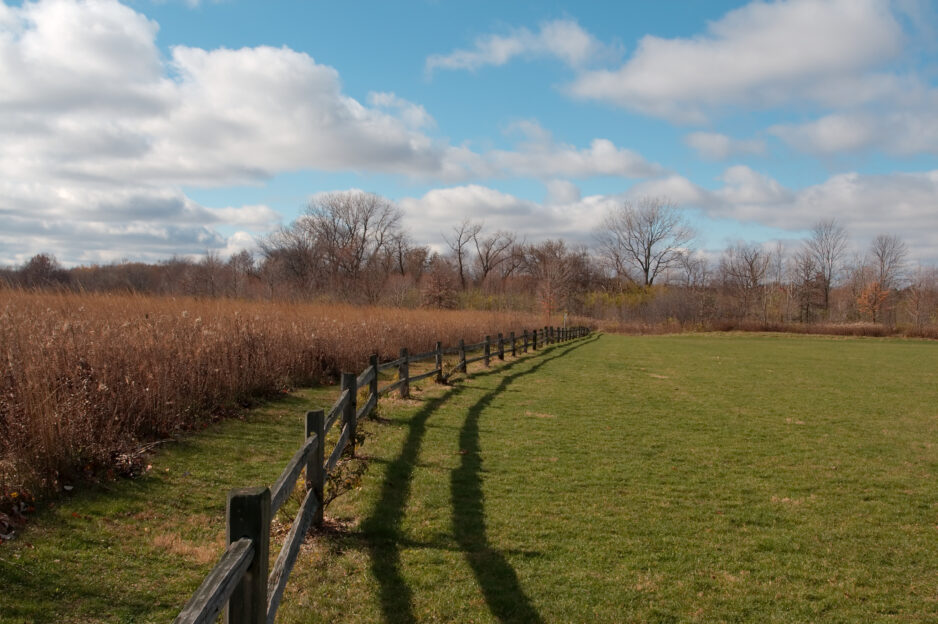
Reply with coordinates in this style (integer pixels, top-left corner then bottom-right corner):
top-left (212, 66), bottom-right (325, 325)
top-left (174, 325), bottom-right (591, 624)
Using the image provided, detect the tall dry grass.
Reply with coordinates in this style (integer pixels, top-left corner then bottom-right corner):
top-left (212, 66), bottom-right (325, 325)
top-left (0, 290), bottom-right (543, 500)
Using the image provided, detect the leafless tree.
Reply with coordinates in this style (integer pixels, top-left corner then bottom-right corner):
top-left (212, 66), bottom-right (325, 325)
top-left (472, 229), bottom-right (516, 286)
top-left (444, 218), bottom-right (481, 290)
top-left (303, 191), bottom-right (403, 286)
top-left (524, 240), bottom-right (575, 324)
top-left (789, 248), bottom-right (821, 323)
top-left (720, 242), bottom-right (770, 319)
top-left (595, 197), bottom-right (694, 287)
top-left (869, 233), bottom-right (908, 291)
top-left (804, 218), bottom-right (848, 314)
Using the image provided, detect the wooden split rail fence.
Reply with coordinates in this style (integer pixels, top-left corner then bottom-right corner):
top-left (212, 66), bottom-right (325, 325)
top-left (174, 325), bottom-right (591, 624)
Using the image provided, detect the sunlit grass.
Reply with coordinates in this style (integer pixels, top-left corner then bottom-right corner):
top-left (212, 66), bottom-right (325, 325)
top-left (282, 333), bottom-right (938, 623)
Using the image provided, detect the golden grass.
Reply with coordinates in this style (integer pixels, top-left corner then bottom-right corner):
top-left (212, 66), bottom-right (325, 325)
top-left (0, 290), bottom-right (542, 500)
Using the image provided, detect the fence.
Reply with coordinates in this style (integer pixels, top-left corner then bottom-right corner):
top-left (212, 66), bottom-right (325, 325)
top-left (173, 325), bottom-right (590, 624)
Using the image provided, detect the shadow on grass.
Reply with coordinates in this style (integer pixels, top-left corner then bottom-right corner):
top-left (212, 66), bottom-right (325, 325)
top-left (452, 338), bottom-right (594, 624)
top-left (359, 388), bottom-right (465, 624)
top-left (359, 336), bottom-right (596, 624)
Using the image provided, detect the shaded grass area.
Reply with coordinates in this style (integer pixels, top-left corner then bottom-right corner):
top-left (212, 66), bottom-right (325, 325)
top-left (279, 333), bottom-right (938, 623)
top-left (0, 386), bottom-right (338, 623)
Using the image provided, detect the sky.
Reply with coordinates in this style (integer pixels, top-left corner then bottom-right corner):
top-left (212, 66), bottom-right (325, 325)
top-left (2, 0), bottom-right (938, 266)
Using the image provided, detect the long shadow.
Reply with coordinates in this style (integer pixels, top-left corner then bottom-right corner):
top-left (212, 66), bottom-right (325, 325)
top-left (451, 337), bottom-right (596, 624)
top-left (360, 388), bottom-right (463, 624)
top-left (360, 336), bottom-right (598, 624)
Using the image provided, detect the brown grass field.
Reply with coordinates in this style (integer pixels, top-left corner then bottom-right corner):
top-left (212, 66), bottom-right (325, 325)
top-left (0, 290), bottom-right (545, 504)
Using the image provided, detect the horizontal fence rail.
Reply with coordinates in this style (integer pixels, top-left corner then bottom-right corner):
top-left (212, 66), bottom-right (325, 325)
top-left (175, 324), bottom-right (591, 623)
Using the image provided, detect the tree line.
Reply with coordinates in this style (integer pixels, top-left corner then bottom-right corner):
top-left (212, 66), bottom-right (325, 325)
top-left (2, 191), bottom-right (936, 329)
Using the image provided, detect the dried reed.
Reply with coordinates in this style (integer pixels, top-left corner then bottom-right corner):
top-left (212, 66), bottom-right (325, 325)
top-left (0, 290), bottom-right (541, 500)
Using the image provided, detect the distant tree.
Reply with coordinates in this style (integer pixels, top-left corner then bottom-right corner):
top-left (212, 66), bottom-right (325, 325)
top-left (869, 233), bottom-right (908, 291)
top-left (804, 219), bottom-right (848, 315)
top-left (789, 248), bottom-right (822, 322)
top-left (444, 218), bottom-right (481, 290)
top-left (472, 228), bottom-right (515, 286)
top-left (421, 254), bottom-right (459, 309)
top-left (524, 240), bottom-right (575, 324)
top-left (19, 253), bottom-right (70, 289)
top-left (720, 242), bottom-right (770, 320)
top-left (595, 197), bottom-right (693, 287)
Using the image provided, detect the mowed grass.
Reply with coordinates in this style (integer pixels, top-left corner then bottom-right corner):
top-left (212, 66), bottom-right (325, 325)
top-left (278, 333), bottom-right (938, 623)
top-left (0, 386), bottom-right (339, 623)
top-left (3, 333), bottom-right (938, 622)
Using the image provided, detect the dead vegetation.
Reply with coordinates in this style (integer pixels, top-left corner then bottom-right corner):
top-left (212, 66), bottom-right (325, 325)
top-left (0, 290), bottom-right (540, 506)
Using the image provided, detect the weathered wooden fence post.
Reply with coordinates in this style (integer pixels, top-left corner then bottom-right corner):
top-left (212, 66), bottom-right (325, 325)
top-left (369, 354), bottom-right (379, 402)
top-left (342, 372), bottom-right (357, 455)
top-left (306, 410), bottom-right (325, 527)
top-left (523, 329), bottom-right (529, 353)
top-left (497, 333), bottom-right (505, 360)
top-left (435, 341), bottom-right (443, 383)
top-left (484, 335), bottom-right (491, 367)
top-left (398, 347), bottom-right (409, 399)
top-left (458, 339), bottom-right (466, 373)
top-left (532, 328), bottom-right (537, 350)
top-left (510, 331), bottom-right (516, 357)
top-left (226, 487), bottom-right (270, 624)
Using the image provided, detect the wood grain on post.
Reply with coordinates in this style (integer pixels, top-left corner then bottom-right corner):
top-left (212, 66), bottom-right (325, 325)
top-left (341, 372), bottom-right (357, 456)
top-left (497, 333), bottom-right (504, 360)
top-left (306, 410), bottom-right (324, 528)
top-left (510, 331), bottom-right (516, 357)
top-left (523, 329), bottom-right (529, 353)
top-left (484, 335), bottom-right (491, 367)
top-left (226, 487), bottom-right (270, 624)
top-left (398, 348), bottom-right (409, 399)
top-left (435, 341), bottom-right (443, 383)
top-left (532, 328), bottom-right (537, 350)
top-left (458, 339), bottom-right (466, 373)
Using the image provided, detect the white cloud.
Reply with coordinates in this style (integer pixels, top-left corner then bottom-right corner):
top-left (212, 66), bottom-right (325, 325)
top-left (770, 105), bottom-right (938, 156)
top-left (397, 165), bottom-right (938, 264)
top-left (399, 184), bottom-right (619, 247)
top-left (426, 18), bottom-right (615, 74)
top-left (490, 120), bottom-right (663, 179)
top-left (0, 1), bottom-right (660, 264)
top-left (631, 166), bottom-right (938, 263)
top-left (568, 0), bottom-right (904, 122)
top-left (367, 92), bottom-right (436, 130)
top-left (685, 131), bottom-right (766, 161)
top-left (545, 179), bottom-right (581, 205)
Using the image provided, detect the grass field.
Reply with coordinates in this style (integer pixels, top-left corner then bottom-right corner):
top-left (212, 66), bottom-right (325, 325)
top-left (3, 332), bottom-right (938, 622)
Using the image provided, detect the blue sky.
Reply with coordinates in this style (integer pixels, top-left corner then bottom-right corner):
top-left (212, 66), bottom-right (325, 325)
top-left (2, 0), bottom-right (938, 266)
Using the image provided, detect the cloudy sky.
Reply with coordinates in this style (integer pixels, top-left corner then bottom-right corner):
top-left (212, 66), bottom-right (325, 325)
top-left (2, 0), bottom-right (938, 266)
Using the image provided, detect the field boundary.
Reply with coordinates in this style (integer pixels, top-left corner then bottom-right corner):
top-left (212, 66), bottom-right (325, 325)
top-left (173, 324), bottom-right (590, 624)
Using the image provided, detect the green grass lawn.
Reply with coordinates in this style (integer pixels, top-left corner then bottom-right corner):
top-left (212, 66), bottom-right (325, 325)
top-left (279, 333), bottom-right (938, 623)
top-left (3, 333), bottom-right (938, 623)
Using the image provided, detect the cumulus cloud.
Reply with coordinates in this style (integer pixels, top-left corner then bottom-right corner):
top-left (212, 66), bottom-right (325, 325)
top-left (568, 0), bottom-right (904, 122)
top-left (490, 120), bottom-right (663, 179)
top-left (0, 0), bottom-right (656, 264)
top-left (398, 163), bottom-right (938, 265)
top-left (399, 184), bottom-right (620, 247)
top-left (426, 18), bottom-right (616, 74)
top-left (685, 131), bottom-right (766, 161)
top-left (770, 104), bottom-right (938, 156)
top-left (631, 166), bottom-right (938, 263)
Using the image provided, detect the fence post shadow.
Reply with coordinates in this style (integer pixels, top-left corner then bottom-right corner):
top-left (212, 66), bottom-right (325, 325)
top-left (359, 335), bottom-right (597, 624)
top-left (451, 338), bottom-right (593, 624)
